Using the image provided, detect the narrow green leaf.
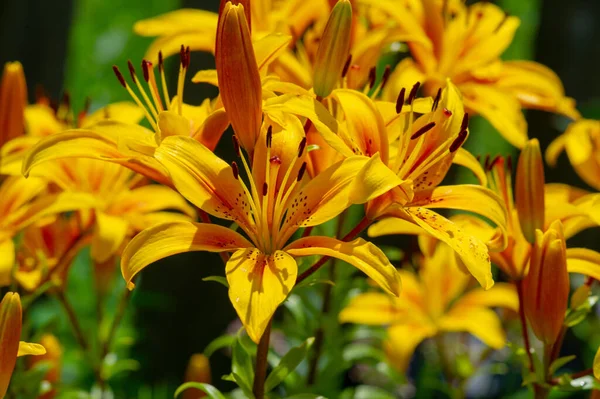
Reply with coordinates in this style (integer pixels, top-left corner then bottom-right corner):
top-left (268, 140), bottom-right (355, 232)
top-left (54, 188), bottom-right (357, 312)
top-left (549, 355), bottom-right (576, 376)
top-left (174, 382), bottom-right (226, 399)
top-left (594, 346), bottom-right (600, 380)
top-left (204, 334), bottom-right (236, 358)
top-left (264, 337), bottom-right (315, 392)
top-left (202, 276), bottom-right (229, 288)
top-left (232, 336), bottom-right (255, 395)
top-left (285, 395), bottom-right (326, 399)
top-left (342, 343), bottom-right (386, 364)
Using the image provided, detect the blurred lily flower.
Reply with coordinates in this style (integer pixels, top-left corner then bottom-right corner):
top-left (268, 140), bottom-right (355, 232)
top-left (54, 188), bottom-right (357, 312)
top-left (121, 123), bottom-right (402, 343)
top-left (340, 235), bottom-right (518, 372)
top-left (364, 0), bottom-right (579, 148)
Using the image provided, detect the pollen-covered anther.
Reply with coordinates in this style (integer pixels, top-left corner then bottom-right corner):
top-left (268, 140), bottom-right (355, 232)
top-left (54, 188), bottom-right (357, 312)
top-left (142, 60), bottom-right (151, 82)
top-left (406, 81), bottom-right (421, 105)
top-left (449, 130), bottom-right (468, 153)
top-left (341, 54), bottom-right (353, 78)
top-left (158, 51), bottom-right (164, 72)
top-left (432, 88), bottom-right (442, 111)
top-left (232, 135), bottom-right (241, 157)
top-left (368, 67), bottom-right (376, 89)
top-left (297, 137), bottom-right (307, 157)
top-left (395, 87), bottom-right (406, 114)
top-left (297, 162), bottom-right (307, 181)
top-left (112, 66), bottom-right (127, 88)
top-left (266, 126), bottom-right (273, 148)
top-left (231, 161), bottom-right (239, 179)
top-left (411, 122), bottom-right (436, 140)
top-left (262, 182), bottom-right (268, 196)
top-left (127, 60), bottom-right (137, 82)
top-left (506, 154), bottom-right (513, 172)
top-left (460, 113), bottom-right (469, 132)
top-left (380, 65), bottom-right (391, 91)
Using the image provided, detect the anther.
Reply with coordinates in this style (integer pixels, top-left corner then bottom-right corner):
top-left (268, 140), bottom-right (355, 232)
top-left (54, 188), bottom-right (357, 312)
top-left (506, 155), bottom-right (513, 172)
top-left (483, 154), bottom-right (491, 170)
top-left (460, 113), bottom-right (469, 133)
top-left (410, 122), bottom-right (436, 140)
top-left (185, 46), bottom-right (191, 68)
top-left (368, 67), bottom-right (377, 89)
top-left (297, 162), bottom-right (307, 181)
top-left (266, 126), bottom-right (273, 148)
top-left (112, 66), bottom-right (127, 88)
top-left (142, 60), bottom-right (151, 82)
top-left (232, 135), bottom-right (241, 157)
top-left (158, 51), bottom-right (164, 72)
top-left (262, 182), bottom-right (268, 196)
top-left (270, 155), bottom-right (281, 165)
top-left (406, 81), bottom-right (421, 105)
top-left (443, 108), bottom-right (452, 117)
top-left (449, 130), bottom-right (468, 152)
top-left (127, 60), bottom-right (137, 82)
top-left (432, 88), bottom-right (442, 111)
top-left (297, 137), bottom-right (307, 157)
top-left (380, 65), bottom-right (391, 91)
top-left (232, 161), bottom-right (239, 179)
top-left (395, 87), bottom-right (406, 114)
top-left (179, 45), bottom-right (186, 68)
top-left (341, 54), bottom-right (353, 78)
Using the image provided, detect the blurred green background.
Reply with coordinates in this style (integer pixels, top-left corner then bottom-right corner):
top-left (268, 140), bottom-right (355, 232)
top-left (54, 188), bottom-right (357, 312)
top-left (0, 0), bottom-right (599, 397)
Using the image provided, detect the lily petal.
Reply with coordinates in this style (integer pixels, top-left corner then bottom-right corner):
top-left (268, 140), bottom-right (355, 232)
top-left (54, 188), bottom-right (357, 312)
top-left (453, 148), bottom-right (487, 185)
top-left (455, 283), bottom-right (519, 312)
top-left (91, 212), bottom-right (129, 263)
top-left (438, 306), bottom-right (506, 349)
top-left (285, 236), bottom-right (402, 297)
top-left (17, 342), bottom-right (46, 357)
top-left (0, 240), bottom-right (15, 287)
top-left (227, 249), bottom-right (297, 343)
top-left (339, 292), bottom-right (401, 325)
top-left (121, 221), bottom-right (252, 289)
top-left (384, 323), bottom-right (437, 372)
top-left (566, 248), bottom-right (600, 281)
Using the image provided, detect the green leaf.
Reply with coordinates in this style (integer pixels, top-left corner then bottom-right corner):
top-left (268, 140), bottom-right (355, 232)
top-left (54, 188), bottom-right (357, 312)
top-left (594, 346), bottom-right (600, 380)
top-left (264, 337), bottom-right (315, 392)
top-left (342, 343), bottom-right (386, 364)
top-left (564, 295), bottom-right (598, 327)
top-left (549, 355), bottom-right (576, 376)
top-left (231, 372), bottom-right (254, 398)
top-left (174, 382), bottom-right (226, 399)
top-left (231, 335), bottom-right (255, 395)
top-left (285, 395), bottom-right (327, 399)
top-left (341, 386), bottom-right (397, 399)
top-left (204, 334), bottom-right (236, 358)
top-left (202, 276), bottom-right (229, 288)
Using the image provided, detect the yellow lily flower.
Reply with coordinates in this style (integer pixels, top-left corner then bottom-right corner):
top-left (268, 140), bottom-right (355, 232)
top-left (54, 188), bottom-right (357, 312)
top-left (121, 120), bottom-right (402, 343)
top-left (339, 235), bottom-right (518, 372)
top-left (362, 0), bottom-right (579, 148)
top-left (547, 118), bottom-right (600, 191)
top-left (22, 54), bottom-right (229, 187)
top-left (0, 292), bottom-right (46, 398)
top-left (458, 153), bottom-right (600, 281)
top-left (324, 81), bottom-right (506, 289)
top-left (0, 176), bottom-right (100, 287)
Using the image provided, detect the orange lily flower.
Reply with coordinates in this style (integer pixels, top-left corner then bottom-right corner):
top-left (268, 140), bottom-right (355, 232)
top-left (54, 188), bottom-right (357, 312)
top-left (340, 234), bottom-right (518, 372)
top-left (121, 120), bottom-right (402, 343)
top-left (362, 0), bottom-right (579, 148)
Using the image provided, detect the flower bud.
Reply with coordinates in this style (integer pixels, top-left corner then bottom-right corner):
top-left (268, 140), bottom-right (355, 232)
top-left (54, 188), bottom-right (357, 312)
top-left (515, 138), bottom-right (545, 244)
top-left (215, 1), bottom-right (263, 154)
top-left (27, 334), bottom-right (62, 399)
top-left (0, 62), bottom-right (27, 147)
top-left (312, 0), bottom-right (352, 98)
top-left (0, 292), bottom-right (23, 398)
top-left (522, 220), bottom-right (569, 345)
top-left (183, 353), bottom-right (211, 399)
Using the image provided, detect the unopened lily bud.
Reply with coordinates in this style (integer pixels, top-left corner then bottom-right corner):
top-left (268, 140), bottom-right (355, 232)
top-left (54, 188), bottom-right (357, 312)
top-left (27, 334), bottom-right (62, 399)
top-left (522, 220), bottom-right (569, 345)
top-left (312, 0), bottom-right (352, 98)
top-left (0, 292), bottom-right (23, 398)
top-left (216, 1), bottom-right (262, 154)
top-left (183, 353), bottom-right (211, 399)
top-left (515, 138), bottom-right (545, 244)
top-left (0, 62), bottom-right (27, 147)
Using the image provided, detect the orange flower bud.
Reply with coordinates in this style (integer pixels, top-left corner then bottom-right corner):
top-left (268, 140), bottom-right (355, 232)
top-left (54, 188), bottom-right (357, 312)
top-left (215, 1), bottom-right (262, 154)
top-left (27, 334), bottom-right (62, 399)
top-left (182, 354), bottom-right (211, 399)
top-left (0, 62), bottom-right (27, 148)
top-left (312, 0), bottom-right (352, 98)
top-left (522, 220), bottom-right (569, 345)
top-left (0, 292), bottom-right (23, 398)
top-left (515, 138), bottom-right (545, 244)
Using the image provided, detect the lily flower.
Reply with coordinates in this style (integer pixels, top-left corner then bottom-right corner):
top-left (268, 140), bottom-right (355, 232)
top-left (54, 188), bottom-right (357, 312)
top-left (0, 292), bottom-right (46, 398)
top-left (546, 118), bottom-right (600, 191)
top-left (323, 81), bottom-right (507, 289)
top-left (362, 0), bottom-right (579, 148)
top-left (339, 234), bottom-right (518, 372)
top-left (22, 52), bottom-right (229, 187)
top-left (121, 121), bottom-right (402, 343)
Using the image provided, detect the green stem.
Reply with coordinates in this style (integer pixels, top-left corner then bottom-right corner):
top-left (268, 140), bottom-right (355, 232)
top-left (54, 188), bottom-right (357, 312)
top-left (515, 280), bottom-right (535, 372)
top-left (253, 319), bottom-right (272, 399)
top-left (102, 287), bottom-right (132, 356)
